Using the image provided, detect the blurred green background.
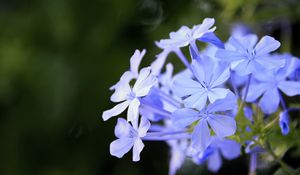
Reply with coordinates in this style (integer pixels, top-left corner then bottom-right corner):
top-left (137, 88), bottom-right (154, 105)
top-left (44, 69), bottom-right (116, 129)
top-left (1, 0), bottom-right (300, 175)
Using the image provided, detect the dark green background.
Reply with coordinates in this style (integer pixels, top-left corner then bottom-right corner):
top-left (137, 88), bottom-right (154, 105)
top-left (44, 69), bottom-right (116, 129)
top-left (0, 0), bottom-right (300, 174)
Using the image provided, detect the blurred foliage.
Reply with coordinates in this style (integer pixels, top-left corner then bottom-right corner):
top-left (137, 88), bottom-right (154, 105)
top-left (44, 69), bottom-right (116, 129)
top-left (0, 0), bottom-right (300, 175)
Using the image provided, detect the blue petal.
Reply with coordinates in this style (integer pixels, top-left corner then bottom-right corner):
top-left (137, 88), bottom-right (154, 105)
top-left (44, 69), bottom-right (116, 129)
top-left (258, 88), bottom-right (280, 114)
top-left (207, 92), bottom-right (237, 113)
top-left (279, 111), bottom-right (290, 135)
top-left (127, 98), bottom-right (140, 128)
top-left (172, 108), bottom-right (199, 128)
top-left (246, 82), bottom-right (270, 102)
top-left (210, 67), bottom-right (230, 87)
top-left (172, 75), bottom-right (203, 97)
top-left (207, 151), bottom-right (222, 172)
top-left (192, 119), bottom-right (212, 152)
top-left (133, 67), bottom-right (157, 97)
top-left (198, 32), bottom-right (224, 49)
top-left (114, 118), bottom-right (133, 138)
top-left (208, 88), bottom-right (230, 103)
top-left (102, 101), bottom-right (130, 121)
top-left (184, 90), bottom-right (207, 110)
top-left (278, 81), bottom-right (300, 96)
top-left (255, 36), bottom-right (280, 56)
top-left (130, 49), bottom-right (145, 75)
top-left (219, 140), bottom-right (241, 160)
top-left (215, 49), bottom-right (246, 62)
top-left (208, 114), bottom-right (236, 138)
top-left (138, 116), bottom-right (151, 137)
top-left (110, 138), bottom-right (134, 158)
top-left (132, 138), bottom-right (144, 161)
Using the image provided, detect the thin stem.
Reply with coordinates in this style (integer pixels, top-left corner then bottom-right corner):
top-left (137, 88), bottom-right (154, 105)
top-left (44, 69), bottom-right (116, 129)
top-left (139, 98), bottom-right (172, 118)
top-left (174, 49), bottom-right (191, 70)
top-left (239, 74), bottom-right (252, 110)
top-left (143, 133), bottom-right (191, 141)
top-left (265, 141), bottom-right (294, 175)
top-left (249, 153), bottom-right (257, 175)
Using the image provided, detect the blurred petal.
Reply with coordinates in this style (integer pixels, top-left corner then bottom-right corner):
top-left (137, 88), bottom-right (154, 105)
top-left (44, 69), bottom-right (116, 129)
top-left (110, 138), bottom-right (134, 158)
top-left (255, 36), bottom-right (280, 56)
top-left (278, 81), bottom-right (300, 96)
top-left (151, 51), bottom-right (168, 76)
top-left (215, 49), bottom-right (245, 62)
top-left (127, 98), bottom-right (140, 128)
top-left (132, 138), bottom-right (144, 161)
top-left (208, 114), bottom-right (236, 138)
top-left (246, 82), bottom-right (270, 102)
top-left (172, 75), bottom-right (203, 97)
top-left (258, 88), bottom-right (280, 114)
top-left (198, 32), bottom-right (224, 48)
top-left (172, 108), bottom-right (199, 128)
top-left (114, 118), bottom-right (132, 138)
top-left (102, 101), bottom-right (129, 121)
top-left (192, 119), bottom-right (211, 152)
top-left (184, 91), bottom-right (207, 110)
top-left (110, 82), bottom-right (131, 102)
top-left (130, 49), bottom-right (145, 75)
top-left (207, 151), bottom-right (222, 172)
top-left (208, 88), bottom-right (230, 103)
top-left (219, 140), bottom-right (241, 160)
top-left (210, 67), bottom-right (230, 87)
top-left (138, 116), bottom-right (151, 137)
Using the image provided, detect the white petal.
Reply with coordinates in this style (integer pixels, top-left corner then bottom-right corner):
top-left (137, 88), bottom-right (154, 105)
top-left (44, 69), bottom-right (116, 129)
top-left (102, 101), bottom-right (129, 121)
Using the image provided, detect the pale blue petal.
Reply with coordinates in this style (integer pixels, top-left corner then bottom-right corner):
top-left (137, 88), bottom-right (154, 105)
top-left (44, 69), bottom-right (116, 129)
top-left (191, 59), bottom-right (206, 83)
top-left (207, 92), bottom-right (237, 113)
top-left (184, 91), bottom-right (207, 110)
top-left (198, 32), bottom-right (224, 48)
top-left (133, 67), bottom-right (157, 97)
top-left (102, 101), bottom-right (130, 121)
top-left (192, 119), bottom-right (211, 152)
top-left (208, 88), bottom-right (230, 103)
top-left (127, 98), bottom-right (140, 128)
top-left (151, 51), bottom-right (168, 76)
top-left (138, 116), bottom-right (151, 137)
top-left (258, 88), bottom-right (280, 114)
top-left (255, 36), bottom-right (280, 56)
top-left (215, 49), bottom-right (246, 62)
top-left (278, 81), bottom-right (300, 96)
top-left (114, 118), bottom-right (133, 138)
top-left (207, 151), bottom-right (222, 172)
top-left (172, 108), bottom-right (199, 128)
top-left (172, 76), bottom-right (203, 98)
top-left (130, 49), bottom-right (145, 75)
top-left (246, 82), bottom-right (270, 102)
top-left (219, 140), bottom-right (241, 160)
top-left (110, 82), bottom-right (131, 102)
top-left (208, 114), bottom-right (236, 138)
top-left (210, 67), bottom-right (230, 87)
top-left (110, 138), bottom-right (134, 158)
top-left (132, 138), bottom-right (144, 162)
top-left (255, 56), bottom-right (285, 70)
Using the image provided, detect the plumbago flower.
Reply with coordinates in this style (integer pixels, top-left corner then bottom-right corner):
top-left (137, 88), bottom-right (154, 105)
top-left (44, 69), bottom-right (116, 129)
top-left (172, 50), bottom-right (231, 110)
top-left (215, 34), bottom-right (284, 76)
top-left (110, 116), bottom-right (150, 161)
top-left (102, 67), bottom-right (157, 125)
top-left (246, 54), bottom-right (300, 114)
top-left (102, 17), bottom-right (300, 175)
top-left (110, 49), bottom-right (146, 90)
top-left (172, 93), bottom-right (237, 153)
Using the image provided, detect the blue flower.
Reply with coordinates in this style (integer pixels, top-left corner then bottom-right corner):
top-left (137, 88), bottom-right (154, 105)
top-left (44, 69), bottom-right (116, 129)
top-left (215, 34), bottom-right (284, 76)
top-left (110, 49), bottom-right (146, 90)
top-left (279, 111), bottom-right (290, 135)
top-left (167, 139), bottom-right (188, 175)
top-left (172, 55), bottom-right (231, 110)
top-left (102, 67), bottom-right (157, 125)
top-left (110, 117), bottom-right (150, 161)
top-left (246, 57), bottom-right (300, 114)
top-left (172, 93), bottom-right (237, 153)
top-left (193, 137), bottom-right (241, 172)
top-left (151, 18), bottom-right (224, 75)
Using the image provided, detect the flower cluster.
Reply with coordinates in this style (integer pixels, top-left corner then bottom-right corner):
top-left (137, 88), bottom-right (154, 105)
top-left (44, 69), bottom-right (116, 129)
top-left (102, 18), bottom-right (300, 174)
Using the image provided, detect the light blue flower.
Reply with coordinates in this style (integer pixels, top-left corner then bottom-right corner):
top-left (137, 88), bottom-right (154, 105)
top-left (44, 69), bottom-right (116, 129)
top-left (167, 139), bottom-right (188, 175)
top-left (193, 137), bottom-right (241, 172)
top-left (172, 55), bottom-right (231, 110)
top-left (215, 34), bottom-right (284, 76)
top-left (110, 116), bottom-right (150, 161)
top-left (172, 93), bottom-right (237, 153)
top-left (110, 49), bottom-right (146, 90)
top-left (102, 67), bottom-right (157, 125)
top-left (246, 58), bottom-right (300, 114)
